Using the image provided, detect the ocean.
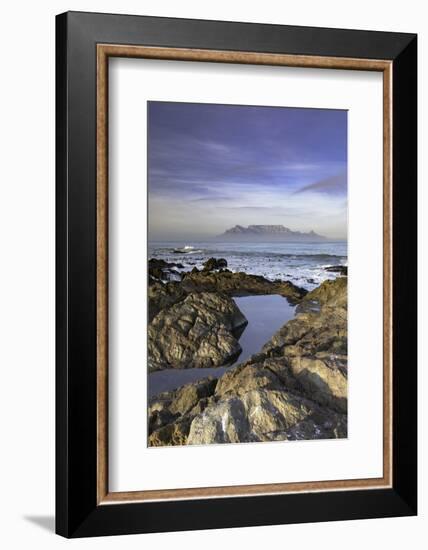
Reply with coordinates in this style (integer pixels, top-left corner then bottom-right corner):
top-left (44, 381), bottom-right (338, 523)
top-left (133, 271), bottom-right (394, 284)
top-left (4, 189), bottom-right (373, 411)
top-left (148, 240), bottom-right (347, 290)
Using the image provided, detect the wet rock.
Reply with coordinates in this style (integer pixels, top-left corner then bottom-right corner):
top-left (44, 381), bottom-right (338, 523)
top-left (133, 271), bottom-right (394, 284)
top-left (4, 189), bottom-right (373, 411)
top-left (202, 257), bottom-right (228, 271)
top-left (148, 265), bottom-right (306, 325)
top-left (181, 270), bottom-right (306, 304)
top-left (148, 258), bottom-right (184, 281)
top-left (325, 265), bottom-right (348, 276)
top-left (148, 292), bottom-right (248, 372)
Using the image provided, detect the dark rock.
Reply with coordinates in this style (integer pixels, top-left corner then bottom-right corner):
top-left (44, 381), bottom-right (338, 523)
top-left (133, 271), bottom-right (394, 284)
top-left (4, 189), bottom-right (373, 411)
top-left (181, 270), bottom-right (307, 304)
top-left (148, 377), bottom-right (218, 446)
top-left (148, 281), bottom-right (187, 322)
top-left (325, 265), bottom-right (348, 276)
top-left (202, 257), bottom-right (228, 271)
top-left (148, 265), bottom-right (307, 325)
top-left (148, 258), bottom-right (184, 283)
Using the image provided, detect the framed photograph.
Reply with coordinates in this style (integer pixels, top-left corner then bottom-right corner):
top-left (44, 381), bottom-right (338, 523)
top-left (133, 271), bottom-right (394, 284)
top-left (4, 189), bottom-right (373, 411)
top-left (56, 11), bottom-right (417, 537)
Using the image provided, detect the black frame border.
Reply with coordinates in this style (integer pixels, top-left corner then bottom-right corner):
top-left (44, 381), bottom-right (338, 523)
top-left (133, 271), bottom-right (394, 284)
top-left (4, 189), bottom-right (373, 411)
top-left (56, 11), bottom-right (417, 538)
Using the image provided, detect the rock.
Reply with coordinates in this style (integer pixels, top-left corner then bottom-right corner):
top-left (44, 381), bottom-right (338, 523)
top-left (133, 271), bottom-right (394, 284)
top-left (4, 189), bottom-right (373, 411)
top-left (147, 275), bottom-right (348, 446)
top-left (148, 345), bottom-right (347, 446)
top-left (148, 292), bottom-right (248, 372)
top-left (149, 417), bottom-right (192, 446)
top-left (148, 377), bottom-right (217, 446)
top-left (187, 397), bottom-right (252, 444)
top-left (148, 258), bottom-right (184, 281)
top-left (288, 356), bottom-right (347, 413)
top-left (187, 389), bottom-right (346, 445)
top-left (168, 377), bottom-right (217, 416)
top-left (148, 265), bottom-right (306, 324)
top-left (325, 265), bottom-right (348, 276)
top-left (263, 308), bottom-right (347, 359)
top-left (202, 257), bottom-right (228, 271)
top-left (261, 277), bottom-right (348, 412)
top-left (296, 276), bottom-right (347, 312)
top-left (148, 281), bottom-right (187, 322)
top-left (215, 358), bottom-right (300, 397)
top-left (182, 270), bottom-right (306, 304)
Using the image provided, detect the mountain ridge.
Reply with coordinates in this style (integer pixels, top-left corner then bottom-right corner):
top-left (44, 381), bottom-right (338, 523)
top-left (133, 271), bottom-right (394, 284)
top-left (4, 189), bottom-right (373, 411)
top-left (216, 224), bottom-right (326, 241)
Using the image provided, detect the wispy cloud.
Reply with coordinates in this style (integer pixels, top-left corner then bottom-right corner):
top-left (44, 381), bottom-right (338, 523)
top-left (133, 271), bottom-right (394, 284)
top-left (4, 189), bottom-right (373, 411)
top-left (294, 172), bottom-right (347, 195)
top-left (148, 102), bottom-right (348, 239)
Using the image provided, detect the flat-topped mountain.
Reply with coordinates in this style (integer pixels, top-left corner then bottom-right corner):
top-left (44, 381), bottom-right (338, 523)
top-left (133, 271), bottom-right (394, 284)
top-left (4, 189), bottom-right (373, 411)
top-left (217, 224), bottom-right (326, 241)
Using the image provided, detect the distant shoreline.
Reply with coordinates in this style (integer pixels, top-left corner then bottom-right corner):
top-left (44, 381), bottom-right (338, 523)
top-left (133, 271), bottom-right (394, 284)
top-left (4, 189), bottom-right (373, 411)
top-left (148, 239), bottom-right (348, 244)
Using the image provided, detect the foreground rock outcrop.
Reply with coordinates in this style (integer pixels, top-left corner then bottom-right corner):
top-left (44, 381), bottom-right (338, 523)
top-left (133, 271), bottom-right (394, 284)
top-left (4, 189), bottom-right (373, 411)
top-left (148, 291), bottom-right (247, 372)
top-left (148, 281), bottom-right (187, 322)
top-left (148, 277), bottom-right (348, 445)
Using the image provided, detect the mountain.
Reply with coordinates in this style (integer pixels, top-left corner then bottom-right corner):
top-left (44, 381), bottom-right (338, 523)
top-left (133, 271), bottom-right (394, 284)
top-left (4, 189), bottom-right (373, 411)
top-left (216, 225), bottom-right (326, 241)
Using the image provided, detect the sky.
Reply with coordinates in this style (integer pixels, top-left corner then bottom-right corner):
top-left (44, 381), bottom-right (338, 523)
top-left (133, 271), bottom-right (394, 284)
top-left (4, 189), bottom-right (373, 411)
top-left (148, 101), bottom-right (347, 240)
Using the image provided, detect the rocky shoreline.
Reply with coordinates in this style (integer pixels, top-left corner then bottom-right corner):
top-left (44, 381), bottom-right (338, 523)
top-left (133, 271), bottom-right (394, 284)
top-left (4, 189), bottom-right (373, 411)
top-left (147, 258), bottom-right (347, 446)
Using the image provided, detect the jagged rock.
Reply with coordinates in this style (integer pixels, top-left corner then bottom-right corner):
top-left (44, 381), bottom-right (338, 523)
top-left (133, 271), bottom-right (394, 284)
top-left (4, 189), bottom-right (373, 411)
top-left (149, 417), bottom-right (193, 446)
top-left (296, 276), bottom-right (347, 312)
top-left (186, 389), bottom-right (346, 445)
top-left (261, 277), bottom-right (348, 412)
top-left (325, 265), bottom-right (348, 276)
top-left (202, 257), bottom-right (228, 271)
top-left (148, 258), bottom-right (184, 282)
top-left (148, 377), bottom-right (217, 446)
top-left (148, 292), bottom-right (247, 372)
top-left (148, 260), bottom-right (307, 324)
top-left (168, 377), bottom-right (217, 416)
top-left (147, 275), bottom-right (348, 446)
top-left (288, 356), bottom-right (347, 413)
top-left (148, 281), bottom-right (186, 322)
top-left (215, 359), bottom-right (300, 397)
top-left (181, 270), bottom-right (306, 304)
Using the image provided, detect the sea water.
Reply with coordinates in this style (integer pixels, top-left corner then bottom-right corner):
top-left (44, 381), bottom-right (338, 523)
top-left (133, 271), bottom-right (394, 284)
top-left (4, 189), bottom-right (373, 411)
top-left (148, 240), bottom-right (347, 291)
